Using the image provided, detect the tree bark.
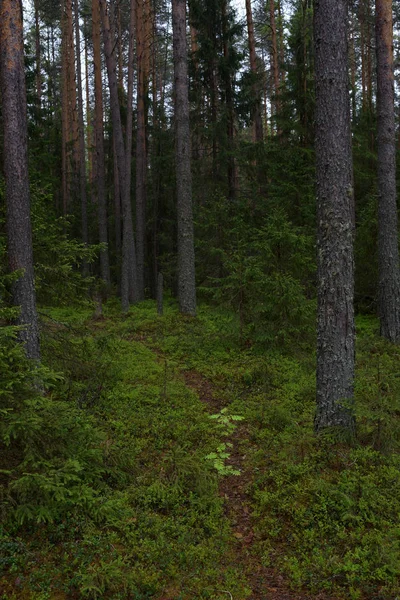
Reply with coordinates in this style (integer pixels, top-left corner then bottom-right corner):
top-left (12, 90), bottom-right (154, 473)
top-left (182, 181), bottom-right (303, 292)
top-left (100, 0), bottom-right (138, 310)
top-left (34, 0), bottom-right (42, 119)
top-left (73, 0), bottom-right (88, 273)
top-left (135, 0), bottom-right (149, 300)
top-left (0, 0), bottom-right (41, 360)
top-left (269, 0), bottom-right (280, 131)
top-left (61, 0), bottom-right (79, 214)
top-left (92, 0), bottom-right (111, 286)
top-left (375, 0), bottom-right (400, 342)
top-left (172, 0), bottom-right (197, 316)
top-left (126, 0), bottom-right (139, 303)
top-left (314, 0), bottom-right (355, 432)
top-left (245, 0), bottom-right (263, 143)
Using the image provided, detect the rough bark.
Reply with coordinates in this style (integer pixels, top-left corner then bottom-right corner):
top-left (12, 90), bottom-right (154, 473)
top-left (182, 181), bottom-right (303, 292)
top-left (245, 0), bottom-right (263, 143)
top-left (172, 0), bottom-right (197, 316)
top-left (100, 0), bottom-right (137, 310)
top-left (222, 0), bottom-right (236, 200)
top-left (135, 0), bottom-right (148, 300)
top-left (34, 0), bottom-right (42, 117)
top-left (0, 0), bottom-right (40, 360)
top-left (74, 0), bottom-right (88, 272)
top-left (92, 0), bottom-right (111, 285)
top-left (125, 0), bottom-right (139, 303)
top-left (375, 0), bottom-right (400, 342)
top-left (61, 0), bottom-right (79, 214)
top-left (269, 0), bottom-right (280, 130)
top-left (314, 0), bottom-right (355, 432)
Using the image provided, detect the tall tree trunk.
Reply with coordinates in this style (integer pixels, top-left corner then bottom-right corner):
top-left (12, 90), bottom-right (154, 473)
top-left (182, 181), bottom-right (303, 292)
top-left (360, 0), bottom-right (367, 111)
top-left (269, 0), bottom-right (280, 131)
top-left (245, 0), bottom-right (263, 143)
top-left (172, 0), bottom-right (197, 315)
top-left (61, 0), bottom-right (79, 214)
top-left (92, 0), bottom-right (111, 286)
top-left (135, 0), bottom-right (149, 300)
top-left (375, 0), bottom-right (400, 342)
top-left (314, 0), bottom-right (355, 432)
top-left (100, 0), bottom-right (138, 309)
top-left (84, 20), bottom-right (93, 186)
top-left (34, 0), bottom-right (42, 120)
top-left (0, 0), bottom-right (40, 360)
top-left (74, 0), bottom-right (88, 273)
top-left (222, 0), bottom-right (236, 199)
top-left (126, 0), bottom-right (139, 303)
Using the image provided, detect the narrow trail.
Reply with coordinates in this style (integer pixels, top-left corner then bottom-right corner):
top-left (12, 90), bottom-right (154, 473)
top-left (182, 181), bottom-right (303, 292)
top-left (183, 370), bottom-right (339, 600)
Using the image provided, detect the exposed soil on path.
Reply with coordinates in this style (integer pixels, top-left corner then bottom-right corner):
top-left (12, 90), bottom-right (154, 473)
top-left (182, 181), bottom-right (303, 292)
top-left (183, 370), bottom-right (340, 600)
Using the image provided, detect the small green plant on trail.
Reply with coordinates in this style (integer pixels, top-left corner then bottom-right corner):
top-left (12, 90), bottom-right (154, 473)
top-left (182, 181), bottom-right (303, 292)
top-left (205, 409), bottom-right (244, 475)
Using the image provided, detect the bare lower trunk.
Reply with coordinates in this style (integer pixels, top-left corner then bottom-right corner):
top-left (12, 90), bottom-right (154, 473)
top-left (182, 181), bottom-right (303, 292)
top-left (375, 0), bottom-right (400, 342)
top-left (245, 0), bottom-right (263, 143)
top-left (126, 0), bottom-right (139, 303)
top-left (92, 0), bottom-right (111, 285)
top-left (74, 0), bottom-right (88, 273)
top-left (135, 0), bottom-right (148, 300)
top-left (0, 0), bottom-right (40, 360)
top-left (314, 0), bottom-right (355, 432)
top-left (172, 0), bottom-right (196, 316)
top-left (100, 0), bottom-right (137, 310)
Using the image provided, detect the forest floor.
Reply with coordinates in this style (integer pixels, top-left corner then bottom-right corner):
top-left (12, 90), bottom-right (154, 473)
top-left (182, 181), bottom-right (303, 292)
top-left (182, 369), bottom-right (339, 600)
top-left (2, 299), bottom-right (400, 599)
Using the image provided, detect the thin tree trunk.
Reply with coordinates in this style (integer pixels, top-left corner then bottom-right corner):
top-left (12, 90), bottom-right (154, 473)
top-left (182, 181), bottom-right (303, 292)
top-left (61, 0), bottom-right (79, 213)
top-left (314, 0), bottom-right (355, 432)
top-left (92, 0), bottom-right (111, 286)
top-left (135, 0), bottom-right (148, 300)
top-left (222, 0), bottom-right (236, 199)
top-left (375, 0), bottom-right (400, 342)
top-left (126, 0), bottom-right (139, 303)
top-left (84, 21), bottom-right (93, 186)
top-left (269, 0), bottom-right (280, 130)
top-left (360, 0), bottom-right (367, 111)
top-left (172, 0), bottom-right (197, 315)
top-left (34, 0), bottom-right (42, 119)
top-left (74, 0), bottom-right (89, 273)
top-left (100, 0), bottom-right (137, 309)
top-left (245, 0), bottom-right (263, 143)
top-left (0, 0), bottom-right (40, 360)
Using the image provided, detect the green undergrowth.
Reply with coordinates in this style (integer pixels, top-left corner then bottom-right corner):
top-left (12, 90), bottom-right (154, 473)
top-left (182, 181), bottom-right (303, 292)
top-left (103, 301), bottom-right (400, 600)
top-left (2, 300), bottom-right (400, 599)
top-left (0, 302), bottom-right (249, 599)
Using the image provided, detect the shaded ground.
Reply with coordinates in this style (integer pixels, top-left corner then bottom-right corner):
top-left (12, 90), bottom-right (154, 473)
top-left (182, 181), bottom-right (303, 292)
top-left (183, 370), bottom-right (340, 600)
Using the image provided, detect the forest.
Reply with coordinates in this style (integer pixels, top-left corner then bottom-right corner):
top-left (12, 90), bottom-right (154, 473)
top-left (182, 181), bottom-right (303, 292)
top-left (1, 0), bottom-right (400, 597)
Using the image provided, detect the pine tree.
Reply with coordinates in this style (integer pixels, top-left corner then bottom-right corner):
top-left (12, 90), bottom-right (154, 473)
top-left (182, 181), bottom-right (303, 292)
top-left (314, 0), bottom-right (355, 432)
top-left (0, 0), bottom-right (41, 360)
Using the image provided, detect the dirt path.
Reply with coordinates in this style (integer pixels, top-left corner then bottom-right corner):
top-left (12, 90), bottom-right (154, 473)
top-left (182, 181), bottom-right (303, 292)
top-left (183, 370), bottom-right (339, 600)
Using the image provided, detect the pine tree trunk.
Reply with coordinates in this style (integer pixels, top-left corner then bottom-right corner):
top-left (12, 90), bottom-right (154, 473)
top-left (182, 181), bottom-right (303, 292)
top-left (126, 0), bottom-right (139, 303)
top-left (375, 0), bottom-right (400, 342)
top-left (222, 0), bottom-right (236, 200)
top-left (135, 0), bottom-right (148, 300)
top-left (0, 0), bottom-right (41, 361)
top-left (172, 0), bottom-right (197, 316)
top-left (61, 0), bottom-right (79, 213)
top-left (74, 0), bottom-right (88, 273)
top-left (269, 0), bottom-right (280, 131)
top-left (314, 0), bottom-right (355, 432)
top-left (245, 0), bottom-right (263, 143)
top-left (34, 0), bottom-right (42, 119)
top-left (100, 0), bottom-right (137, 310)
top-left (92, 0), bottom-right (111, 286)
